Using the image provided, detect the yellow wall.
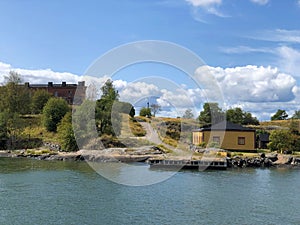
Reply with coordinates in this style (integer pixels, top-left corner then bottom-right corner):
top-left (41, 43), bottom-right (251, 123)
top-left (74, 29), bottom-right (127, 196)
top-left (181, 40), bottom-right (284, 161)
top-left (193, 130), bottom-right (255, 150)
top-left (193, 132), bottom-right (203, 145)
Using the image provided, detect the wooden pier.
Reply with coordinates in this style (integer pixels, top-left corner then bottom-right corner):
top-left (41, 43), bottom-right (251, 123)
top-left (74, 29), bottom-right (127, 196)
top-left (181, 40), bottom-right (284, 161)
top-left (148, 158), bottom-right (227, 170)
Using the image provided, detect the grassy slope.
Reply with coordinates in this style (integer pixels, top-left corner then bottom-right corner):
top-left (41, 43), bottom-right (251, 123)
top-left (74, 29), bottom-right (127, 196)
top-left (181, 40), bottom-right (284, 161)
top-left (20, 114), bottom-right (298, 152)
top-left (150, 117), bottom-right (199, 148)
top-left (20, 113), bottom-right (148, 149)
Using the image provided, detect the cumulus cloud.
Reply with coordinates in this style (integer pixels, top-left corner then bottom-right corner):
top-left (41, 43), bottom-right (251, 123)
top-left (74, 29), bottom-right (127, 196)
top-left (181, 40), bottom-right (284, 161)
top-left (250, 0), bottom-right (269, 5)
top-left (0, 61), bottom-right (81, 84)
top-left (117, 64), bottom-right (298, 120)
top-left (1, 60), bottom-right (298, 120)
top-left (201, 65), bottom-right (296, 103)
top-left (119, 82), bottom-right (161, 103)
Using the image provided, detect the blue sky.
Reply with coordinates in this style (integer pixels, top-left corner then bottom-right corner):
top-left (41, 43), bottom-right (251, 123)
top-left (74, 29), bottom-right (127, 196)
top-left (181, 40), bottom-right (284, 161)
top-left (1, 0), bottom-right (300, 120)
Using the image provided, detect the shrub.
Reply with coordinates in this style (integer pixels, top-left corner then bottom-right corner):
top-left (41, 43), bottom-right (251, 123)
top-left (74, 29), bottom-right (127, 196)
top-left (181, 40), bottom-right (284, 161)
top-left (43, 98), bottom-right (70, 132)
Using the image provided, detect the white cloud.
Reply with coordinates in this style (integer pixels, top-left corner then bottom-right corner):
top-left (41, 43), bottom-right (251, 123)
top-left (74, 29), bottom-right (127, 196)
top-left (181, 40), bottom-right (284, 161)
top-left (185, 0), bottom-right (222, 7)
top-left (113, 79), bottom-right (128, 90)
top-left (0, 61), bottom-right (81, 84)
top-left (185, 0), bottom-right (228, 20)
top-left (250, 0), bottom-right (269, 5)
top-left (276, 46), bottom-right (300, 77)
top-left (220, 45), bottom-right (273, 54)
top-left (201, 65), bottom-right (296, 103)
top-left (220, 44), bottom-right (300, 78)
top-left (118, 65), bottom-right (298, 120)
top-left (1, 60), bottom-right (299, 121)
top-left (252, 29), bottom-right (300, 44)
top-left (119, 82), bottom-right (161, 104)
top-left (158, 88), bottom-right (195, 108)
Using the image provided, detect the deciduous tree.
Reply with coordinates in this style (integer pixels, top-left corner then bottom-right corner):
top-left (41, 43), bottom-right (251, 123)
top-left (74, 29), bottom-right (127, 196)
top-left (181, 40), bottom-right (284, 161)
top-left (198, 102), bottom-right (225, 125)
top-left (182, 109), bottom-right (194, 119)
top-left (226, 107), bottom-right (259, 125)
top-left (268, 130), bottom-right (293, 153)
top-left (31, 89), bottom-right (52, 114)
top-left (0, 71), bottom-right (31, 115)
top-left (43, 98), bottom-right (70, 132)
top-left (57, 112), bottom-right (78, 151)
top-left (95, 80), bottom-right (121, 136)
top-left (150, 104), bottom-right (161, 117)
top-left (139, 107), bottom-right (151, 117)
top-left (292, 110), bottom-right (300, 119)
top-left (271, 109), bottom-right (288, 121)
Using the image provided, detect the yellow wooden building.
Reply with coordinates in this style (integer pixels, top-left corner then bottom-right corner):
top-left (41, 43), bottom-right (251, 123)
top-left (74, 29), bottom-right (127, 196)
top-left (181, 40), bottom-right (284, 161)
top-left (192, 121), bottom-right (256, 151)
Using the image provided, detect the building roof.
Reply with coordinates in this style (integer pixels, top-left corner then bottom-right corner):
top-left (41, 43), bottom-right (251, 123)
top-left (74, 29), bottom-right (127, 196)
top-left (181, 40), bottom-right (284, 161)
top-left (258, 133), bottom-right (270, 142)
top-left (194, 121), bottom-right (255, 132)
top-left (24, 81), bottom-right (85, 88)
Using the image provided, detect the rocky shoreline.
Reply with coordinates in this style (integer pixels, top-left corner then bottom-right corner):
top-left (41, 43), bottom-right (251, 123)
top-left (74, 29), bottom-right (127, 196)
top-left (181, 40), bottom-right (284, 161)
top-left (0, 146), bottom-right (166, 163)
top-left (1, 148), bottom-right (300, 169)
top-left (227, 153), bottom-right (300, 168)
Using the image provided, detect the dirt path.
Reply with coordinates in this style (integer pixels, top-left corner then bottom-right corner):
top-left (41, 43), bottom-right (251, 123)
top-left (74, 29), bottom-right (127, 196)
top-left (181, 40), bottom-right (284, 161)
top-left (139, 122), bottom-right (163, 145)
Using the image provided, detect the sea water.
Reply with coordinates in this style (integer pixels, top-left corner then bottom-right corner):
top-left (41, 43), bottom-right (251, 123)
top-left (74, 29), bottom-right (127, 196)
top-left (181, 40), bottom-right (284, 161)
top-left (0, 158), bottom-right (299, 225)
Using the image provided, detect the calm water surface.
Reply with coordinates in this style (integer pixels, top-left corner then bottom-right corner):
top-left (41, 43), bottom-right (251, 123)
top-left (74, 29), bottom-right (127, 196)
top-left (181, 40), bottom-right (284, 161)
top-left (0, 158), bottom-right (300, 225)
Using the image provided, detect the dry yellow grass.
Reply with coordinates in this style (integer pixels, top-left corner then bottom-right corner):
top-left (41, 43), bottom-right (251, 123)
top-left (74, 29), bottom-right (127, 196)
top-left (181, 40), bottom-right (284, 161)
top-left (120, 114), bottom-right (146, 137)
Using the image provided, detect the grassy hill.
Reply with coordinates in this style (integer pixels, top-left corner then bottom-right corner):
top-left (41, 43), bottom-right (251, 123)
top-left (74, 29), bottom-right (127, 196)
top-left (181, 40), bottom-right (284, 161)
top-left (149, 117), bottom-right (199, 148)
top-left (13, 113), bottom-right (149, 150)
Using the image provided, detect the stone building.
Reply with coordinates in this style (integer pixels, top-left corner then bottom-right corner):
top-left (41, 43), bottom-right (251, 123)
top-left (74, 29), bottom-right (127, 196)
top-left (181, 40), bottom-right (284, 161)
top-left (25, 81), bottom-right (86, 104)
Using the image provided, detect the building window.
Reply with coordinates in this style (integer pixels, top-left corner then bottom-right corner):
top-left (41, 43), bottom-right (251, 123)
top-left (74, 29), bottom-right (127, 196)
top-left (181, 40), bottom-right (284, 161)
top-left (212, 136), bottom-right (220, 144)
top-left (238, 137), bottom-right (245, 145)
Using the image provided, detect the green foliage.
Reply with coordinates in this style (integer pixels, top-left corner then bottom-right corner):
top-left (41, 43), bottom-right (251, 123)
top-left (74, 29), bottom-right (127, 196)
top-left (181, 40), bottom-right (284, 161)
top-left (73, 100), bottom-right (98, 148)
top-left (4, 71), bottom-right (22, 84)
top-left (31, 89), bottom-right (52, 114)
top-left (271, 109), bottom-right (288, 121)
top-left (139, 107), bottom-right (152, 117)
top-left (198, 102), bottom-right (225, 125)
top-left (207, 142), bottom-right (220, 148)
top-left (182, 109), bottom-right (194, 119)
top-left (42, 98), bottom-right (70, 132)
top-left (292, 110), bottom-right (300, 119)
top-left (113, 101), bottom-right (135, 117)
top-left (57, 112), bottom-right (78, 152)
top-left (268, 130), bottom-right (293, 152)
top-left (0, 112), bottom-right (8, 149)
top-left (226, 107), bottom-right (259, 125)
top-left (95, 80), bottom-right (121, 136)
top-left (197, 142), bottom-right (207, 148)
top-left (101, 79), bottom-right (119, 101)
top-left (0, 71), bottom-right (31, 115)
top-left (289, 119), bottom-right (299, 135)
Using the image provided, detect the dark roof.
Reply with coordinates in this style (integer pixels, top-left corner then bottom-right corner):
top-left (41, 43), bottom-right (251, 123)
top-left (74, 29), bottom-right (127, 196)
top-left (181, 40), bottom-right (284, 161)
top-left (258, 133), bottom-right (270, 142)
top-left (28, 84), bottom-right (78, 88)
top-left (194, 121), bottom-right (255, 132)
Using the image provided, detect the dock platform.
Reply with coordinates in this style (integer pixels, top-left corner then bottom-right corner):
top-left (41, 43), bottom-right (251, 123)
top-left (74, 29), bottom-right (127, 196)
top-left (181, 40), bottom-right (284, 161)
top-left (148, 158), bottom-right (227, 170)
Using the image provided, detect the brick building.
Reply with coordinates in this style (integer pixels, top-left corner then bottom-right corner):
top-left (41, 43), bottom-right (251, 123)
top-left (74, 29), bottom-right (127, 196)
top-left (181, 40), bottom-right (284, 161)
top-left (25, 81), bottom-right (86, 104)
